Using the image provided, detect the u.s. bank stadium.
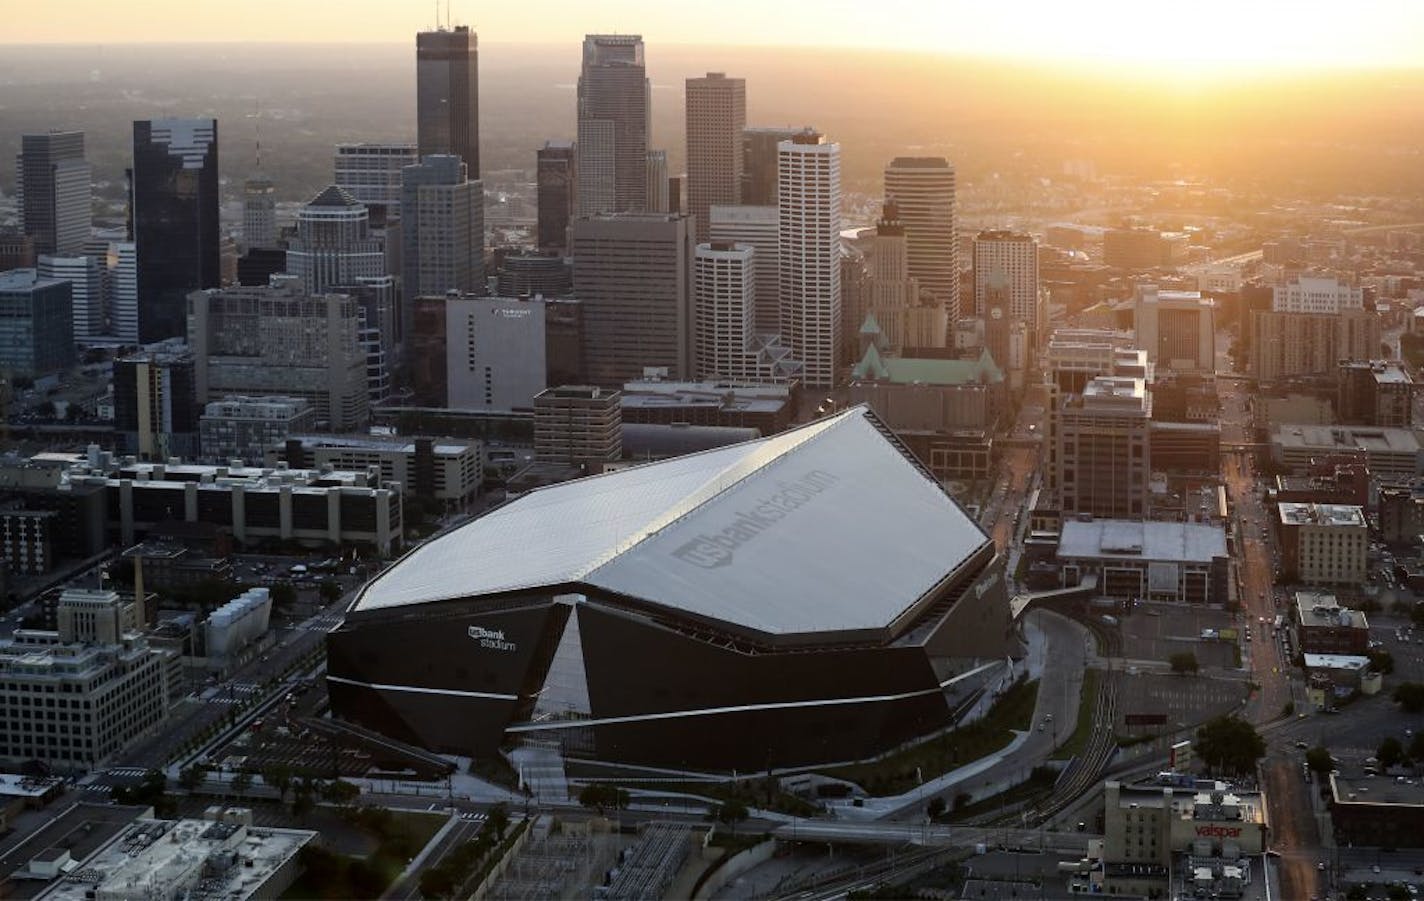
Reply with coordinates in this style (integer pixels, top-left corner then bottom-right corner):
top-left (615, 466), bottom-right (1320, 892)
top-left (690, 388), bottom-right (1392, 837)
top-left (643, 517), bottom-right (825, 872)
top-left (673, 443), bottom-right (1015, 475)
top-left (326, 406), bottom-right (1014, 773)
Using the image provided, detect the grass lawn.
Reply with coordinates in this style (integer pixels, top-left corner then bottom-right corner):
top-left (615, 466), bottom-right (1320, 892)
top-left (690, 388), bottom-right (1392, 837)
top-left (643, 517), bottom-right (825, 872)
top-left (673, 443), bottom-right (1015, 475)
top-left (1050, 669), bottom-right (1098, 761)
top-left (942, 766), bottom-right (1058, 822)
top-left (822, 678), bottom-right (1039, 797)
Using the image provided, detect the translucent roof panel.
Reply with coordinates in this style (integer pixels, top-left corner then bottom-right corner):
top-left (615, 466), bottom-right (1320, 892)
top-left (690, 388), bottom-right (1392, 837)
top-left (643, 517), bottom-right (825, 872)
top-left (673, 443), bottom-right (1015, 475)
top-left (355, 407), bottom-right (991, 637)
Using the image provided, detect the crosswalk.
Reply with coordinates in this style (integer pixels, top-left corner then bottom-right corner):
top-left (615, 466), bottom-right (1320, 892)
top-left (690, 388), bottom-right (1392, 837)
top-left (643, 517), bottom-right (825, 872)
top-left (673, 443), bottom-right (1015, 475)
top-left (107, 767), bottom-right (150, 778)
top-left (302, 613), bottom-right (344, 633)
top-left (83, 783), bottom-right (113, 795)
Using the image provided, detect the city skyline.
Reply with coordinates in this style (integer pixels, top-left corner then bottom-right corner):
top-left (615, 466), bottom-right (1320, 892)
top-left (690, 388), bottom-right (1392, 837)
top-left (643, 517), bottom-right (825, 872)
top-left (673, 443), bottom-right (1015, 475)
top-left (7, 1), bottom-right (1424, 72)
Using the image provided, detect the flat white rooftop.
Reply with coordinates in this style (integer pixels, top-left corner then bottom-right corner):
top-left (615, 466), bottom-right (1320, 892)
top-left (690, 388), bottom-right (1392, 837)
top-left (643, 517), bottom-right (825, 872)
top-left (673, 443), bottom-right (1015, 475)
top-left (1057, 519), bottom-right (1227, 564)
top-left (354, 406), bottom-right (992, 637)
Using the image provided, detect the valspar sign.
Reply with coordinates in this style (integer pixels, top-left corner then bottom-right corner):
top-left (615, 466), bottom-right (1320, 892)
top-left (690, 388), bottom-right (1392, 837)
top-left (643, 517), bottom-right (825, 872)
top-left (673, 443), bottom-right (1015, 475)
top-left (468, 625), bottom-right (517, 652)
top-left (672, 470), bottom-right (839, 569)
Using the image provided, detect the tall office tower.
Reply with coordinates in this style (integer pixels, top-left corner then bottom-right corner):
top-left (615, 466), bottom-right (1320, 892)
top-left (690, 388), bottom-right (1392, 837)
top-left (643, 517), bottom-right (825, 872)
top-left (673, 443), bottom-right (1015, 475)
top-left (16, 131), bottom-right (91, 256)
top-left (710, 205), bottom-right (779, 335)
top-left (646, 150), bottom-right (669, 212)
top-left (778, 131), bottom-right (842, 388)
top-left (242, 176), bottom-right (277, 249)
top-left (695, 241), bottom-right (755, 380)
top-left (570, 213), bottom-right (694, 385)
top-left (741, 127), bottom-right (800, 207)
top-left (685, 73), bottom-right (746, 240)
top-left (883, 157), bottom-right (958, 320)
top-left (972, 229), bottom-right (1039, 342)
top-left (131, 118), bottom-right (220, 343)
top-left (334, 143), bottom-right (419, 222)
top-left (1054, 375), bottom-right (1152, 519)
top-left (330, 276), bottom-right (397, 408)
top-left (400, 155), bottom-right (483, 343)
top-left (38, 254), bottom-right (104, 343)
top-left (576, 34), bottom-right (649, 216)
top-left (105, 242), bottom-right (139, 342)
top-left (0, 270), bottom-right (73, 378)
top-left (1132, 285), bottom-right (1215, 373)
top-left (416, 25), bottom-right (480, 178)
top-left (536, 140), bottom-right (577, 252)
top-left (285, 186), bottom-right (386, 294)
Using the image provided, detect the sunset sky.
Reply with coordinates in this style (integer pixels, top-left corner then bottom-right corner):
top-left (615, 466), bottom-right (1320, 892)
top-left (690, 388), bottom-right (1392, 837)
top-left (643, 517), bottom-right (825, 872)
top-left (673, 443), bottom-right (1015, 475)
top-left (9, 0), bottom-right (1424, 70)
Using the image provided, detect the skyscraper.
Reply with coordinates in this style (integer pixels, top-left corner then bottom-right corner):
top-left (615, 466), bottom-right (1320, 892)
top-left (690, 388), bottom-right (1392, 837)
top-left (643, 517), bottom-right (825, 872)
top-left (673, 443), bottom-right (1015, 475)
top-left (883, 157), bottom-right (958, 320)
top-left (972, 229), bottom-right (1039, 347)
top-left (778, 131), bottom-right (842, 388)
top-left (16, 131), bottom-right (91, 257)
top-left (131, 118), bottom-right (220, 343)
top-left (400, 155), bottom-right (483, 344)
top-left (105, 241), bottom-right (138, 343)
top-left (685, 73), bottom-right (746, 240)
top-left (334, 143), bottom-right (419, 222)
top-left (741, 127), bottom-right (800, 207)
top-left (646, 150), bottom-right (669, 213)
top-left (695, 242), bottom-right (755, 380)
top-left (571, 213), bottom-right (694, 385)
top-left (38, 254), bottom-right (104, 344)
top-left (0, 270), bottom-right (74, 378)
top-left (242, 176), bottom-right (277, 249)
top-left (286, 186), bottom-right (386, 294)
top-left (536, 140), bottom-right (577, 252)
top-left (709, 205), bottom-right (779, 336)
top-left (577, 34), bottom-right (649, 216)
top-left (416, 25), bottom-right (480, 178)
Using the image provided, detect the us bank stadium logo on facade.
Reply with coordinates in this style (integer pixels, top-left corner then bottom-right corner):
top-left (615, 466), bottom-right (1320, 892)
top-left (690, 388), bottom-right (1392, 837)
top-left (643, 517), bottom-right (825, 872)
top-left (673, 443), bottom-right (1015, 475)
top-left (671, 470), bottom-right (839, 569)
top-left (468, 625), bottom-right (517, 652)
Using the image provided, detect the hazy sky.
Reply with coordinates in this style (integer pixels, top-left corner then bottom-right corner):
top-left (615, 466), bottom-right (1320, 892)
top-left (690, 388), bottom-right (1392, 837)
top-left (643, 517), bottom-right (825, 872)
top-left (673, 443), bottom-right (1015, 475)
top-left (10, 0), bottom-right (1424, 70)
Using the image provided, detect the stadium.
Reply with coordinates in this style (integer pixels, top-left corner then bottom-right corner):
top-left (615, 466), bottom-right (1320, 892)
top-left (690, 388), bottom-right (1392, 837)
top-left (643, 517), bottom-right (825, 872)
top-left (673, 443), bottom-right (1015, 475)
top-left (326, 406), bottom-right (1014, 774)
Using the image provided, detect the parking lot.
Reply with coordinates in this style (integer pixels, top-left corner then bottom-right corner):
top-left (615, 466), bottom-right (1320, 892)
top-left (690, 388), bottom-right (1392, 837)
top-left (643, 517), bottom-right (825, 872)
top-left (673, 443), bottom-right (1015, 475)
top-left (1369, 616), bottom-right (1424, 683)
top-left (1115, 672), bottom-right (1249, 736)
top-left (1120, 604), bottom-right (1240, 670)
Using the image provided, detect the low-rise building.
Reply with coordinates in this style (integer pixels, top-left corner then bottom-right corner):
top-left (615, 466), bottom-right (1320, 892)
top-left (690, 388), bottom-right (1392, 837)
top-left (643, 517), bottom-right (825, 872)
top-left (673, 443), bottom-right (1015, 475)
top-left (0, 506), bottom-right (56, 575)
top-left (205, 588), bottom-right (272, 663)
top-left (1293, 590), bottom-right (1370, 656)
top-left (39, 811), bottom-right (316, 901)
top-left (1338, 360), bottom-right (1415, 428)
top-left (1275, 502), bottom-right (1367, 585)
top-left (1378, 481), bottom-right (1424, 547)
top-left (269, 434), bottom-right (481, 510)
top-left (619, 379), bottom-right (795, 434)
top-left (0, 589), bottom-right (171, 771)
top-left (846, 345), bottom-right (1005, 433)
top-left (199, 396), bottom-right (318, 465)
top-left (1330, 758), bottom-right (1424, 848)
top-left (533, 385), bottom-right (622, 465)
top-left (1056, 518), bottom-right (1228, 605)
top-left (1271, 424), bottom-right (1423, 480)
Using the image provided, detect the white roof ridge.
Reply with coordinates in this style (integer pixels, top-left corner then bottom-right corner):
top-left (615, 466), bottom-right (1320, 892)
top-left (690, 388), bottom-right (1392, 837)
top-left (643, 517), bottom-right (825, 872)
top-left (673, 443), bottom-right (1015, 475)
top-left (578, 408), bottom-right (854, 582)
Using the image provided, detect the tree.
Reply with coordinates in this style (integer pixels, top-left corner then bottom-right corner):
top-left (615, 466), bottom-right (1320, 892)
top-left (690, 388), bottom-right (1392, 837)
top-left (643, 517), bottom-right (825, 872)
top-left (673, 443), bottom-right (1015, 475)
top-left (1305, 747), bottom-right (1334, 776)
top-left (1394, 682), bottom-right (1424, 714)
top-left (269, 582), bottom-right (297, 607)
top-left (34, 400), bottom-right (55, 417)
top-left (291, 785), bottom-right (315, 820)
top-left (1369, 649), bottom-right (1396, 675)
top-left (321, 778), bottom-right (360, 807)
top-left (179, 765), bottom-right (206, 791)
top-left (926, 796), bottom-right (947, 820)
top-left (487, 802), bottom-right (510, 841)
top-left (1194, 715), bottom-right (1266, 775)
top-left (1169, 652), bottom-right (1199, 675)
top-left (318, 579), bottom-right (343, 603)
top-left (1378, 737), bottom-right (1406, 771)
top-left (262, 764), bottom-right (293, 803)
top-left (717, 799), bottom-right (749, 835)
top-left (231, 771), bottom-right (253, 798)
top-left (1409, 732), bottom-right (1424, 762)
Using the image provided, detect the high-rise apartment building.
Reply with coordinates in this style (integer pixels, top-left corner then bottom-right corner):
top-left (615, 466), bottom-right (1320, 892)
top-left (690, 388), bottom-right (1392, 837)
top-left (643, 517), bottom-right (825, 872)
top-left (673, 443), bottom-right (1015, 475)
top-left (187, 281), bottom-right (370, 431)
top-left (695, 241), bottom-right (755, 380)
top-left (131, 118), bottom-right (220, 343)
top-left (709, 204), bottom-right (779, 336)
top-left (778, 131), bottom-right (842, 388)
top-left (242, 176), bottom-right (277, 249)
top-left (536, 140), bottom-right (577, 252)
top-left (570, 213), bottom-right (694, 385)
top-left (1053, 375), bottom-right (1152, 519)
top-left (113, 341), bottom-right (199, 460)
top-left (1252, 309), bottom-right (1380, 381)
top-left (416, 26), bottom-right (480, 178)
top-left (400, 154), bottom-right (483, 343)
top-left (741, 127), bottom-right (800, 207)
top-left (0, 269), bottom-right (74, 378)
top-left (16, 131), bottom-right (91, 257)
top-left (577, 34), bottom-right (649, 216)
top-left (334, 143), bottom-right (419, 221)
top-left (37, 254), bottom-right (104, 344)
top-left (972, 229), bottom-right (1039, 344)
top-left (285, 186), bottom-right (386, 294)
top-left (883, 157), bottom-right (958, 320)
top-left (685, 73), bottom-right (746, 240)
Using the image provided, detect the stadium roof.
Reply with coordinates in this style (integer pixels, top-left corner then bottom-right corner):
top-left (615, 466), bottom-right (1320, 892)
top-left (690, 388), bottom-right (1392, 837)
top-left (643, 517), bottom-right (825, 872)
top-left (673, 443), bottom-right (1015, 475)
top-left (354, 406), bottom-right (991, 638)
